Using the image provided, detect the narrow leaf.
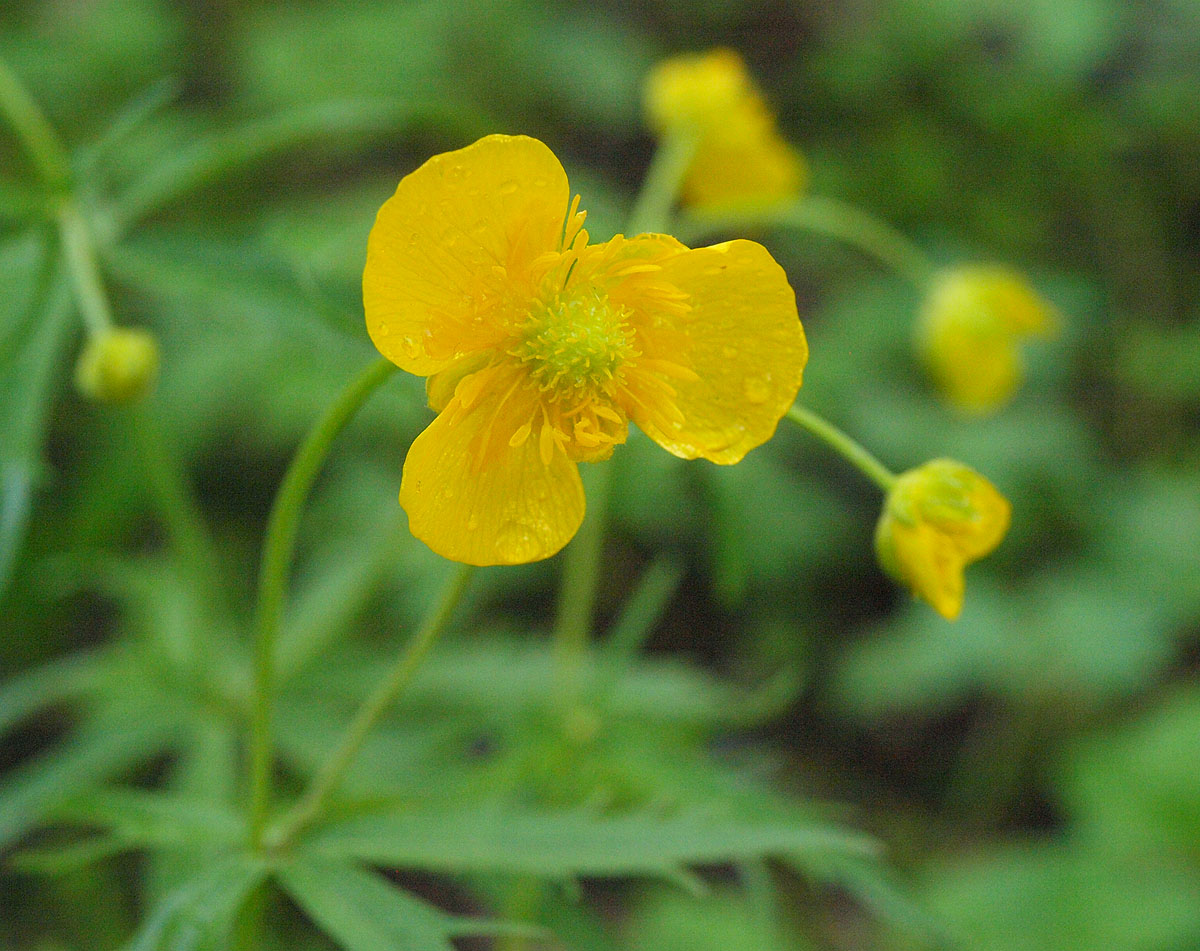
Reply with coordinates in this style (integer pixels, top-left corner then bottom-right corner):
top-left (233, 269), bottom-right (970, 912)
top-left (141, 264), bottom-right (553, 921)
top-left (0, 648), bottom-right (107, 738)
top-left (52, 786), bottom-right (244, 851)
top-left (0, 716), bottom-right (175, 851)
top-left (126, 854), bottom-right (268, 951)
top-left (306, 806), bottom-right (879, 880)
top-left (278, 857), bottom-right (457, 951)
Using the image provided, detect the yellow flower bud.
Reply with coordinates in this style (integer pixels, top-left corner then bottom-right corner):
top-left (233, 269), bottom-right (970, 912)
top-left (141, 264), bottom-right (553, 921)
top-left (74, 327), bottom-right (160, 405)
top-left (643, 49), bottom-right (806, 211)
top-left (916, 266), bottom-right (1057, 414)
top-left (874, 459), bottom-right (1011, 620)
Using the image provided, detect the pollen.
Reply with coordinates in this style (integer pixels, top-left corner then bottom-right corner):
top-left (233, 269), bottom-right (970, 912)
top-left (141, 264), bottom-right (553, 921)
top-left (510, 290), bottom-right (639, 395)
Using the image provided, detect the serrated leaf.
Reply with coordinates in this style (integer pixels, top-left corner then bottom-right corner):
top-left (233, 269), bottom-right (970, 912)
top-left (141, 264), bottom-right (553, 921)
top-left (304, 805), bottom-right (878, 880)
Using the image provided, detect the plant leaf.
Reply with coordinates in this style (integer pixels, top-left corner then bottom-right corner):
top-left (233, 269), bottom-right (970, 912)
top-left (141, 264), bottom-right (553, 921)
top-left (125, 853), bottom-right (268, 951)
top-left (0, 714), bottom-right (176, 852)
top-left (52, 786), bottom-right (244, 851)
top-left (304, 805), bottom-right (878, 881)
top-left (0, 648), bottom-right (106, 739)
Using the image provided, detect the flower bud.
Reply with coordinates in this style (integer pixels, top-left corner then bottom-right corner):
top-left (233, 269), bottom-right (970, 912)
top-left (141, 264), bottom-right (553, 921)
top-left (74, 327), bottom-right (160, 405)
top-left (875, 458), bottom-right (1010, 620)
top-left (916, 266), bottom-right (1056, 414)
top-left (643, 49), bottom-right (805, 211)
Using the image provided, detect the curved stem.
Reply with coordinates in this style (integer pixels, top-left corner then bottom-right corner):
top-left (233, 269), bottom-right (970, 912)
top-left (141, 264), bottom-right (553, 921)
top-left (0, 54), bottom-right (71, 193)
top-left (247, 356), bottom-right (398, 846)
top-left (682, 196), bottom-right (936, 291)
top-left (270, 562), bottom-right (474, 849)
top-left (57, 202), bottom-right (114, 336)
top-left (625, 127), bottom-right (697, 236)
top-left (786, 404), bottom-right (896, 492)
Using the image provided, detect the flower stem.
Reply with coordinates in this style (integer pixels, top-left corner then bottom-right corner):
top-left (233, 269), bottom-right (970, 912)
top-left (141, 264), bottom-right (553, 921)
top-left (0, 54), bottom-right (71, 193)
top-left (247, 356), bottom-right (398, 847)
top-left (57, 202), bottom-right (114, 337)
top-left (552, 460), bottom-right (611, 710)
top-left (549, 131), bottom-right (695, 711)
top-left (269, 562), bottom-right (474, 849)
top-left (786, 404), bottom-right (897, 492)
top-left (130, 406), bottom-right (227, 612)
top-left (625, 127), bottom-right (698, 236)
top-left (682, 196), bottom-right (936, 291)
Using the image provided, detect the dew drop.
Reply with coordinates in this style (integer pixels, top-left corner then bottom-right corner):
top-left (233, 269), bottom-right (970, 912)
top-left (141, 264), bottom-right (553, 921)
top-left (446, 164), bottom-right (466, 182)
top-left (495, 520), bottom-right (542, 562)
top-left (743, 378), bottom-right (770, 404)
top-left (498, 180), bottom-right (519, 195)
top-left (703, 264), bottom-right (726, 277)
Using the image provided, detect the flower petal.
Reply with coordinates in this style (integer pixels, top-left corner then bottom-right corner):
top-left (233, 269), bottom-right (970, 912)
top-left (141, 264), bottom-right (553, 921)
top-left (631, 239), bottom-right (807, 464)
top-left (364, 134), bottom-right (569, 376)
top-left (399, 393), bottom-right (586, 566)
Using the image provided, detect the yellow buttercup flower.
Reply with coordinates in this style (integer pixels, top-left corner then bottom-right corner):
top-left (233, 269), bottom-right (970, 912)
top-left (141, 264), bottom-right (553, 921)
top-left (916, 265), bottom-right (1057, 414)
top-left (74, 327), bottom-right (160, 405)
top-left (874, 458), bottom-right (1010, 620)
top-left (365, 134), bottom-right (808, 566)
top-left (644, 49), bottom-right (806, 211)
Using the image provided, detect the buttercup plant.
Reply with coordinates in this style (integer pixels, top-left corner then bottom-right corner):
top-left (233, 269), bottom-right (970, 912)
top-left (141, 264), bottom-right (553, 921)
top-left (0, 38), bottom-right (1025, 951)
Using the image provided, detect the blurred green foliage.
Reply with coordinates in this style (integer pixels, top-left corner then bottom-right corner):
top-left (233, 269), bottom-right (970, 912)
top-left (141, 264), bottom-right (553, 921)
top-left (2, 0), bottom-right (1199, 949)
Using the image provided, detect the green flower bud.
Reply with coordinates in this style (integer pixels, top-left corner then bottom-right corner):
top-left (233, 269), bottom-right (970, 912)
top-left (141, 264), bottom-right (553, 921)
top-left (74, 327), bottom-right (160, 405)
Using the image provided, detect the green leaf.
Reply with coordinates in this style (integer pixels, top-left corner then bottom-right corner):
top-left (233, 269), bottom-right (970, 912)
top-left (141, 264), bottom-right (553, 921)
top-left (125, 853), bottom-right (268, 951)
top-left (52, 786), bottom-right (244, 851)
top-left (0, 649), bottom-right (106, 739)
top-left (0, 259), bottom-right (74, 603)
top-left (0, 714), bottom-right (175, 852)
top-left (111, 100), bottom-right (440, 228)
top-left (279, 856), bottom-right (537, 951)
top-left (304, 805), bottom-right (878, 880)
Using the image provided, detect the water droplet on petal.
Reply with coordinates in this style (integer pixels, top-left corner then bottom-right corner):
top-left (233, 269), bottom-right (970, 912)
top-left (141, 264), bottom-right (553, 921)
top-left (495, 520), bottom-right (542, 562)
top-left (499, 180), bottom-right (519, 195)
top-left (743, 378), bottom-right (770, 404)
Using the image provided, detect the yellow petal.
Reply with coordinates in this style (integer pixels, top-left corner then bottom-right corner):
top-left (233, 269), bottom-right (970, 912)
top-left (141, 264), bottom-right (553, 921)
top-left (399, 393), bottom-right (585, 566)
top-left (631, 239), bottom-right (807, 464)
top-left (364, 134), bottom-right (569, 376)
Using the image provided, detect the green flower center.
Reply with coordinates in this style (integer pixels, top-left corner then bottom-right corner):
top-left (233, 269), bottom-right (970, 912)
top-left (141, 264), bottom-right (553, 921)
top-left (511, 290), bottom-right (637, 394)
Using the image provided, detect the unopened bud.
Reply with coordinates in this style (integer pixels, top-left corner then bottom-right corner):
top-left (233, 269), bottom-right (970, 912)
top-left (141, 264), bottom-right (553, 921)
top-left (916, 266), bottom-right (1056, 414)
top-left (74, 327), bottom-right (160, 405)
top-left (875, 458), bottom-right (1010, 620)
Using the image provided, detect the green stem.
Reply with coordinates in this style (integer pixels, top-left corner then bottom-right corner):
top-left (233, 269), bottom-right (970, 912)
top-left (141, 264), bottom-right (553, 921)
top-left (552, 460), bottom-right (611, 710)
top-left (269, 562), bottom-right (474, 849)
top-left (0, 55), bottom-right (71, 193)
top-left (625, 127), bottom-right (698, 236)
top-left (130, 406), bottom-right (226, 611)
top-left (683, 195), bottom-right (936, 291)
top-left (57, 202), bottom-right (114, 336)
top-left (247, 356), bottom-right (398, 846)
top-left (786, 404), bottom-right (896, 492)
top-left (548, 130), bottom-right (696, 711)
